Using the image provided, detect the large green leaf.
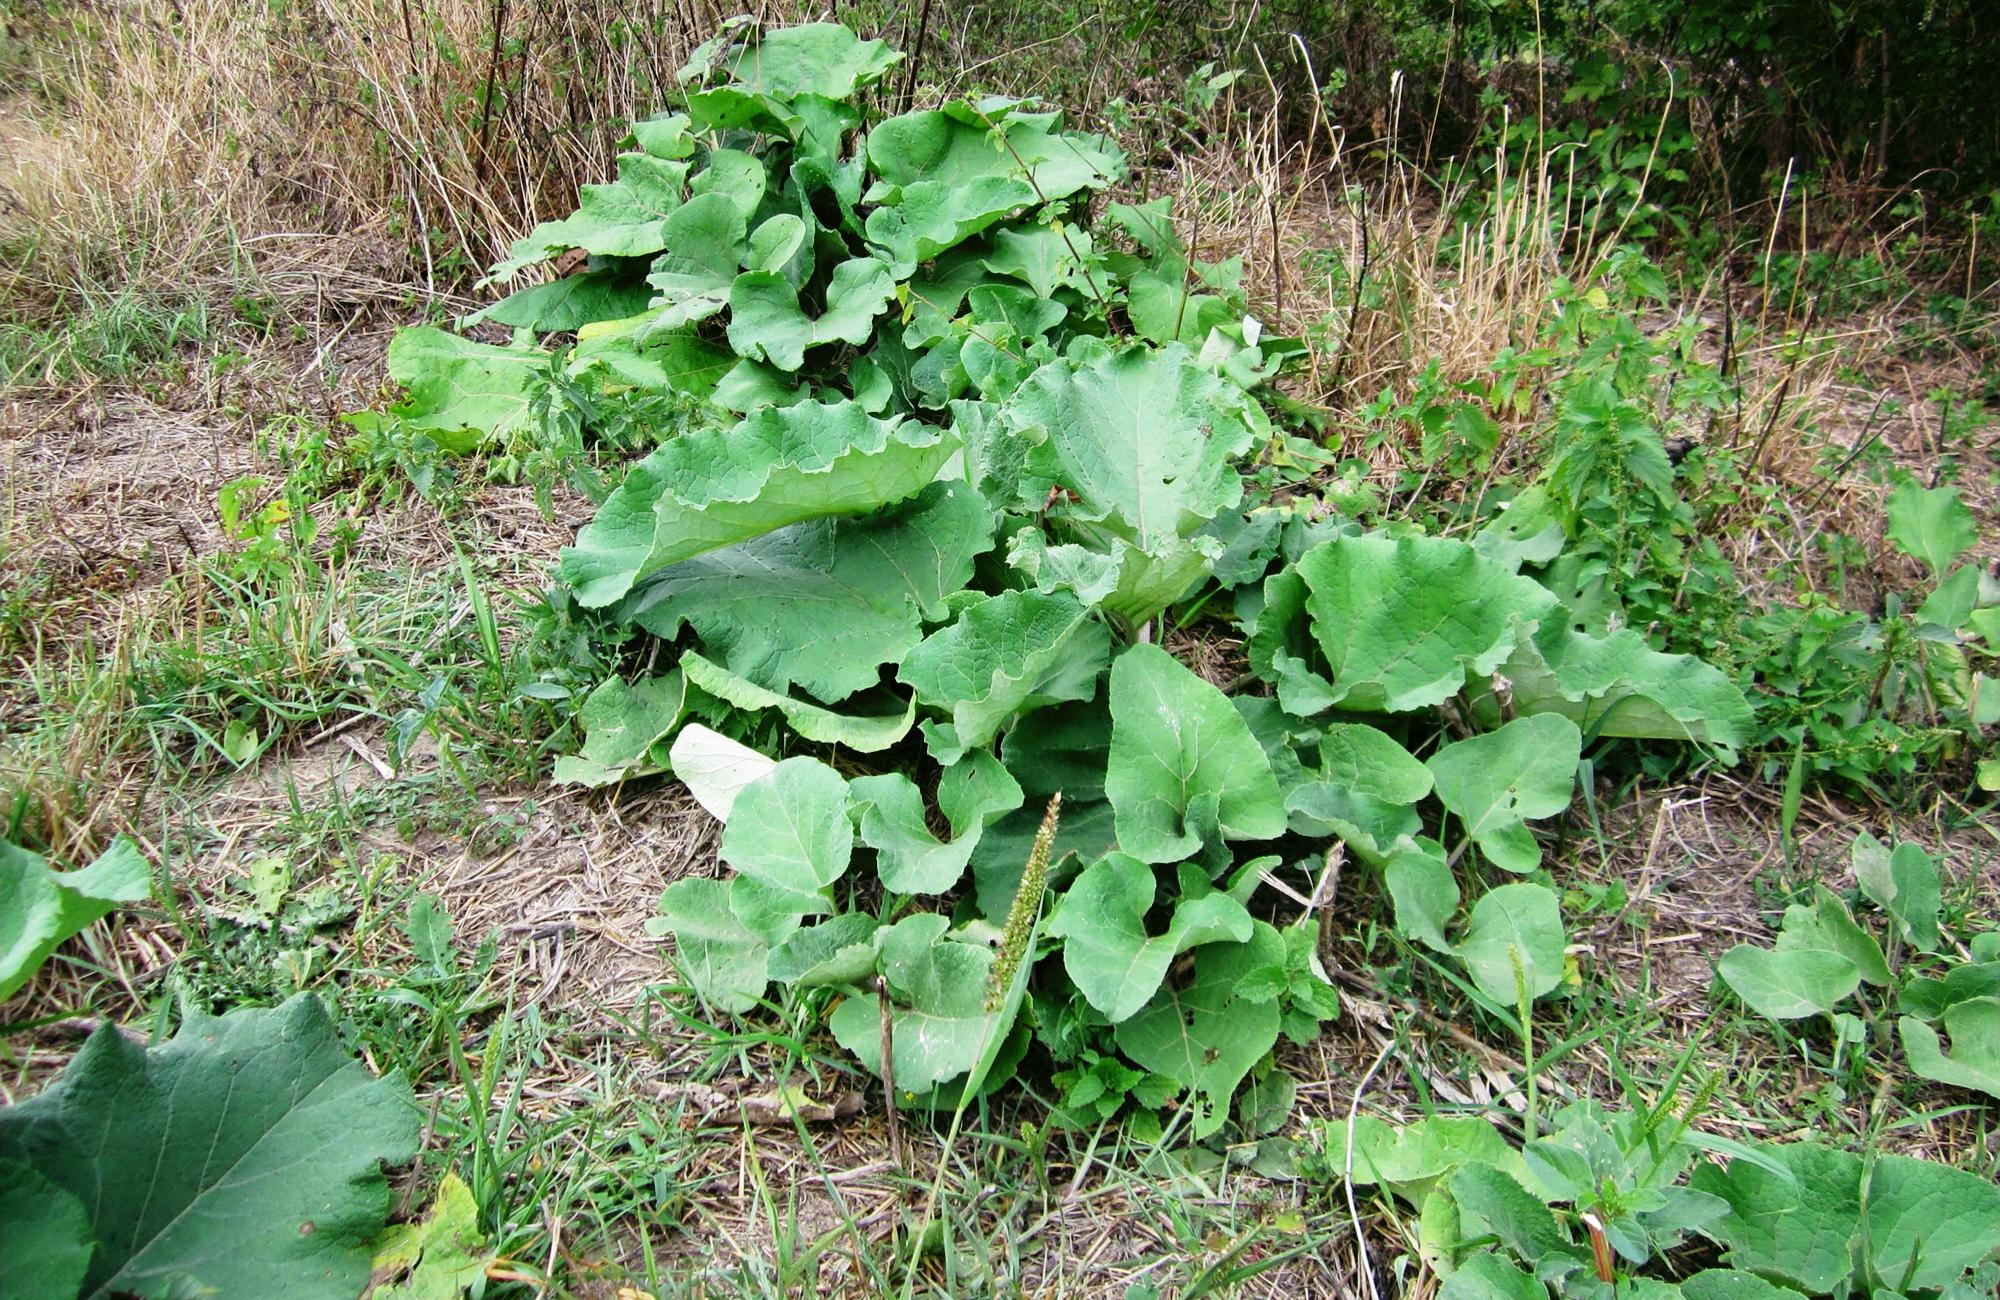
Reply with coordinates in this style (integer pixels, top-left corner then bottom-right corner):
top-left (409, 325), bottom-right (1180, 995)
top-left (1114, 921), bottom-right (1285, 1138)
top-left (826, 913), bottom-right (1013, 1095)
top-left (1695, 1140), bottom-right (2000, 1295)
top-left (646, 877), bottom-right (772, 1013)
top-left (897, 587), bottom-right (1110, 764)
top-left (1438, 1251), bottom-right (1544, 1300)
top-left (727, 259), bottom-right (897, 371)
top-left (1690, 1142), bottom-right (1862, 1293)
top-left (718, 757), bottom-right (853, 919)
top-left (1715, 945), bottom-right (1859, 1020)
top-left (864, 102), bottom-right (1122, 267)
top-left (1048, 853), bottom-right (1253, 1022)
top-left (1245, 566), bottom-right (1341, 715)
top-left (983, 221), bottom-right (1095, 299)
top-left (1385, 848), bottom-right (1460, 953)
top-left (1675, 1272), bottom-right (1799, 1300)
top-left (0, 1160), bottom-right (91, 1296)
top-left (766, 913), bottom-right (882, 988)
top-left (375, 327), bottom-right (547, 448)
top-left (849, 755), bottom-right (1024, 895)
top-left (1772, 887), bottom-right (1891, 987)
top-left (1297, 533), bottom-right (1561, 713)
top-left (1448, 1162), bottom-right (1574, 1264)
top-left (1900, 998), bottom-right (2000, 1099)
top-left (1862, 1149), bottom-right (2000, 1291)
top-left (619, 480), bottom-right (991, 704)
top-left (680, 652), bottom-right (915, 752)
top-left (464, 270), bottom-right (653, 332)
top-left (641, 192), bottom-right (751, 330)
top-left (559, 399), bottom-right (958, 607)
top-left (1285, 723), bottom-right (1431, 860)
top-left (1, 837), bottom-right (150, 1001)
top-left (1317, 1115), bottom-right (1532, 1199)
top-left (1008, 345), bottom-right (1258, 623)
top-left (1851, 833), bottom-right (1941, 953)
top-left (487, 152), bottom-right (689, 280)
top-left (1495, 624), bottom-right (1754, 752)
top-left (1887, 481), bottom-right (1977, 576)
top-left (1428, 714), bottom-right (1581, 873)
top-left (1105, 644), bottom-right (1286, 864)
top-left (1453, 883), bottom-right (1567, 1005)
top-left (0, 995), bottom-right (417, 1300)
top-left (550, 672), bottom-right (685, 787)
top-left (720, 22), bottom-right (902, 101)
top-left (567, 318), bottom-right (734, 398)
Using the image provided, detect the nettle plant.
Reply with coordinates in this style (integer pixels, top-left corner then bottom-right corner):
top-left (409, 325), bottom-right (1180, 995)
top-left (366, 21), bottom-right (1751, 1132)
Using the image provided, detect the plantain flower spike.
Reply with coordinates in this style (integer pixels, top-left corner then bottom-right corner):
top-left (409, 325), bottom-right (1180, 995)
top-left (986, 792), bottom-right (1060, 1011)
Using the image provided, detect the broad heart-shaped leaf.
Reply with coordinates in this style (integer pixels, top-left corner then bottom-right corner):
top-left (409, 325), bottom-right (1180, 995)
top-left (1048, 853), bottom-right (1253, 1023)
top-left (1900, 998), bottom-right (2000, 1099)
top-left (827, 914), bottom-right (1013, 1096)
top-left (727, 259), bottom-right (897, 371)
top-left (1453, 883), bottom-right (1566, 1005)
top-left (1715, 945), bottom-right (1859, 1020)
top-left (1773, 887), bottom-right (1892, 987)
top-left (378, 326), bottom-right (546, 447)
top-left (2, 837), bottom-right (150, 1001)
top-left (1114, 920), bottom-right (1285, 1138)
top-left (641, 192), bottom-right (750, 330)
top-left (864, 103), bottom-right (1123, 267)
top-left (1690, 1141), bottom-right (1863, 1294)
top-left (720, 21), bottom-right (901, 100)
top-left (1385, 848), bottom-right (1460, 953)
top-left (1428, 714), bottom-right (1581, 874)
top-left (983, 222), bottom-right (1094, 299)
top-left (666, 723), bottom-right (774, 822)
top-left (1862, 1149), bottom-right (2000, 1291)
top-left (1887, 481), bottom-right (1977, 576)
top-left (766, 912), bottom-right (882, 988)
top-left (487, 152), bottom-right (689, 281)
top-left (559, 399), bottom-right (958, 608)
top-left (647, 877), bottom-right (771, 1013)
top-left (0, 995), bottom-right (417, 1300)
top-left (1285, 723), bottom-right (1431, 860)
top-left (1852, 835), bottom-right (1942, 953)
top-left (850, 755), bottom-right (1024, 895)
top-left (551, 672), bottom-right (685, 787)
top-left (718, 758), bottom-right (852, 918)
top-left (620, 480), bottom-right (992, 705)
top-left (1297, 533), bottom-right (1561, 713)
top-left (1009, 345), bottom-right (1257, 621)
top-left (681, 652), bottom-right (915, 752)
top-left (897, 588), bottom-right (1110, 764)
top-left (1489, 623), bottom-right (1754, 754)
top-left (463, 270), bottom-right (653, 331)
top-left (1105, 644), bottom-right (1286, 864)
top-left (567, 318), bottom-right (734, 398)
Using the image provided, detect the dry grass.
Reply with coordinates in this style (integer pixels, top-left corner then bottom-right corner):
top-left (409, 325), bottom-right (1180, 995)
top-left (2, 0), bottom-right (745, 322)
